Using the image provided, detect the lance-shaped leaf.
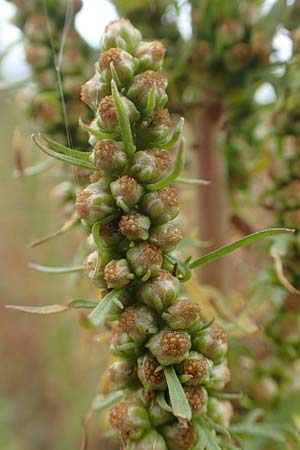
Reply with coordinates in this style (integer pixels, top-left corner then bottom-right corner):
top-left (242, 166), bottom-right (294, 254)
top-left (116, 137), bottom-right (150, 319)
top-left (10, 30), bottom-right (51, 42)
top-left (14, 158), bottom-right (56, 177)
top-left (92, 390), bottom-right (125, 412)
top-left (146, 138), bottom-right (185, 191)
top-left (175, 177), bottom-right (210, 186)
top-left (111, 79), bottom-right (136, 156)
top-left (145, 86), bottom-right (156, 115)
top-left (163, 366), bottom-right (191, 421)
top-left (32, 134), bottom-right (98, 171)
top-left (6, 299), bottom-right (98, 315)
top-left (190, 228), bottom-right (294, 269)
top-left (79, 118), bottom-right (120, 140)
top-left (157, 392), bottom-right (173, 413)
top-left (156, 117), bottom-right (184, 150)
top-left (28, 263), bottom-right (83, 274)
top-left (40, 134), bottom-right (91, 160)
top-left (87, 289), bottom-right (121, 327)
top-left (28, 211), bottom-right (78, 248)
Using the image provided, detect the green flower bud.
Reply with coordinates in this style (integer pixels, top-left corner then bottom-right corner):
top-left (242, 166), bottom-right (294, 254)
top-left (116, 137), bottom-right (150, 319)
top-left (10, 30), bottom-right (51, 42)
top-left (110, 175), bottom-right (144, 211)
top-left (119, 212), bottom-right (151, 241)
top-left (66, 99), bottom-right (87, 127)
top-left (99, 47), bottom-right (138, 86)
top-left (52, 181), bottom-right (75, 205)
top-left (137, 353), bottom-right (166, 391)
top-left (149, 221), bottom-right (183, 251)
top-left (148, 400), bottom-right (173, 427)
top-left (110, 322), bottom-right (142, 358)
top-left (193, 324), bottom-right (228, 364)
top-left (176, 351), bottom-right (213, 385)
top-left (224, 43), bottom-right (251, 71)
top-left (60, 47), bottom-right (84, 75)
top-left (104, 259), bottom-right (134, 289)
top-left (101, 19), bottom-right (142, 54)
top-left (136, 107), bottom-right (171, 148)
top-left (131, 149), bottom-right (172, 184)
top-left (138, 270), bottom-right (180, 312)
top-left (90, 139), bottom-right (127, 177)
top-left (98, 220), bottom-right (123, 247)
top-left (75, 180), bottom-right (116, 228)
top-left (162, 299), bottom-right (202, 331)
top-left (97, 94), bottom-right (139, 133)
top-left (108, 358), bottom-right (137, 389)
top-left (24, 14), bottom-right (50, 43)
top-left (82, 249), bottom-right (111, 288)
top-left (32, 93), bottom-right (63, 131)
top-left (36, 68), bottom-right (56, 90)
top-left (62, 75), bottom-right (84, 96)
top-left (109, 398), bottom-right (150, 441)
top-left (162, 422), bottom-right (196, 450)
top-left (146, 329), bottom-right (191, 366)
top-left (192, 41), bottom-right (213, 68)
top-left (205, 361), bottom-right (231, 391)
top-left (127, 242), bottom-right (162, 278)
top-left (127, 429), bottom-right (167, 450)
top-left (25, 43), bottom-right (52, 69)
top-left (184, 385), bottom-right (208, 415)
top-left (217, 20), bottom-right (244, 47)
top-left (252, 376), bottom-right (279, 405)
top-left (141, 186), bottom-right (179, 224)
top-left (81, 73), bottom-right (110, 111)
top-left (135, 40), bottom-right (165, 72)
top-left (119, 305), bottom-right (158, 344)
top-left (127, 70), bottom-right (168, 112)
top-left (207, 398), bottom-right (233, 428)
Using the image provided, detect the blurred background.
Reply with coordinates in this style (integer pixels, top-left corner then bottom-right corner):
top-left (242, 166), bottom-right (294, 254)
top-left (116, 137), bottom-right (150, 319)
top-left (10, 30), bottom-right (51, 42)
top-left (0, 1), bottom-right (297, 449)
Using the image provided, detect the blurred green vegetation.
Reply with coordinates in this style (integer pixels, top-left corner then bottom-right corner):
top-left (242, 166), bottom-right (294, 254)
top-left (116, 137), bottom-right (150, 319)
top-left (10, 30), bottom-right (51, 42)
top-left (0, 89), bottom-right (112, 450)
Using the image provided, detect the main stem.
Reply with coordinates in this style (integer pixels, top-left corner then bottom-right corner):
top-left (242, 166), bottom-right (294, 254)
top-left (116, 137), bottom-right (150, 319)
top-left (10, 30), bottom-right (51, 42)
top-left (191, 101), bottom-right (228, 293)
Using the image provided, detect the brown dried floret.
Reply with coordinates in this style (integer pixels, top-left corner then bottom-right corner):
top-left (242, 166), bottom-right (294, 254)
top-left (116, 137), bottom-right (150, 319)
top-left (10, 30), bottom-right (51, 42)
top-left (75, 191), bottom-right (91, 220)
top-left (212, 324), bottom-right (227, 343)
top-left (143, 356), bottom-right (165, 385)
top-left (159, 186), bottom-right (179, 208)
top-left (110, 401), bottom-right (128, 429)
top-left (149, 107), bottom-right (171, 129)
top-left (98, 95), bottom-right (117, 123)
top-left (139, 70), bottom-right (165, 88)
top-left (161, 330), bottom-right (191, 357)
top-left (119, 306), bottom-right (137, 334)
top-left (183, 386), bottom-right (207, 412)
top-left (99, 48), bottom-right (122, 70)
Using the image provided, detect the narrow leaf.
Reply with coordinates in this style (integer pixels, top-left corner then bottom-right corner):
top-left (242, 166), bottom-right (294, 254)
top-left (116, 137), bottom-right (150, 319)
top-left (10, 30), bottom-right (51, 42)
top-left (41, 134), bottom-right (91, 160)
top-left (32, 134), bottom-right (98, 171)
top-left (92, 390), bottom-right (125, 411)
top-left (146, 138), bottom-right (185, 191)
top-left (163, 366), bottom-right (192, 420)
top-left (190, 228), bottom-right (294, 269)
top-left (68, 299), bottom-right (98, 309)
top-left (175, 177), bottom-right (210, 186)
top-left (28, 263), bottom-right (83, 273)
top-left (79, 118), bottom-right (120, 140)
top-left (145, 86), bottom-right (156, 114)
top-left (14, 158), bottom-right (56, 177)
top-left (87, 289), bottom-right (121, 327)
top-left (111, 79), bottom-right (136, 156)
top-left (28, 211), bottom-right (78, 248)
top-left (271, 246), bottom-right (300, 295)
top-left (204, 428), bottom-right (222, 450)
top-left (157, 117), bottom-right (184, 150)
top-left (157, 392), bottom-right (173, 412)
top-left (5, 304), bottom-right (69, 314)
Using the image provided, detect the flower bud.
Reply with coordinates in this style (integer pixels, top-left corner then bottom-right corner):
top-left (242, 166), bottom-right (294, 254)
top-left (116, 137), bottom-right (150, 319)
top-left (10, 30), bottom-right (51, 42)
top-left (207, 398), bottom-right (233, 428)
top-left (119, 305), bottom-right (158, 344)
top-left (76, 180), bottom-right (116, 228)
top-left (148, 400), bottom-right (173, 427)
top-left (193, 324), bottom-right (228, 363)
top-left (127, 71), bottom-right (168, 112)
top-left (136, 107), bottom-right (171, 148)
top-left (138, 270), bottom-right (180, 312)
top-left (110, 176), bottom-right (144, 211)
top-left (83, 249), bottom-right (111, 287)
top-left (205, 361), bottom-right (231, 391)
top-left (66, 99), bottom-right (87, 127)
top-left (108, 358), bottom-right (137, 389)
top-left (60, 47), bottom-right (84, 75)
top-left (24, 14), bottom-right (50, 43)
top-left (137, 353), bottom-right (166, 391)
top-left (149, 221), bottom-right (183, 251)
top-left (25, 43), bottom-right (52, 69)
top-left (135, 40), bottom-right (165, 72)
top-left (162, 422), bottom-right (196, 450)
top-left (81, 73), bottom-right (110, 111)
top-left (217, 20), bottom-right (244, 47)
top-left (97, 94), bottom-right (140, 133)
top-left (97, 220), bottom-right (123, 247)
top-left (32, 93), bottom-right (63, 131)
top-left (127, 429), bottom-right (167, 450)
top-left (127, 242), bottom-right (162, 278)
top-left (141, 186), bottom-right (179, 224)
top-left (252, 376), bottom-right (279, 405)
top-left (162, 299), bottom-right (202, 331)
top-left (101, 19), bottom-right (142, 54)
top-left (146, 329), bottom-right (191, 366)
top-left (176, 351), bottom-right (213, 385)
top-left (62, 74), bottom-right (84, 96)
top-left (119, 212), bottom-right (150, 241)
top-left (104, 259), bottom-right (134, 289)
top-left (224, 43), bottom-right (251, 71)
top-left (109, 398), bottom-right (150, 441)
top-left (131, 149), bottom-right (172, 184)
top-left (90, 139), bottom-right (127, 176)
top-left (99, 48), bottom-right (138, 86)
top-left (192, 41), bottom-right (213, 68)
top-left (184, 385), bottom-right (208, 414)
top-left (110, 322), bottom-right (142, 358)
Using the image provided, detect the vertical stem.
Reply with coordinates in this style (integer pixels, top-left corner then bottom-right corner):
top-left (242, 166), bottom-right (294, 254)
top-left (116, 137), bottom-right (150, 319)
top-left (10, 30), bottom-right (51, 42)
top-left (191, 101), bottom-right (228, 292)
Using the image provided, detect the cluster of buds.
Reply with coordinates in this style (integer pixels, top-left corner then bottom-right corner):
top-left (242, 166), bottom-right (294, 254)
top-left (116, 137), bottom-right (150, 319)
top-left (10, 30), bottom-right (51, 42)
top-left (74, 19), bottom-right (234, 449)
